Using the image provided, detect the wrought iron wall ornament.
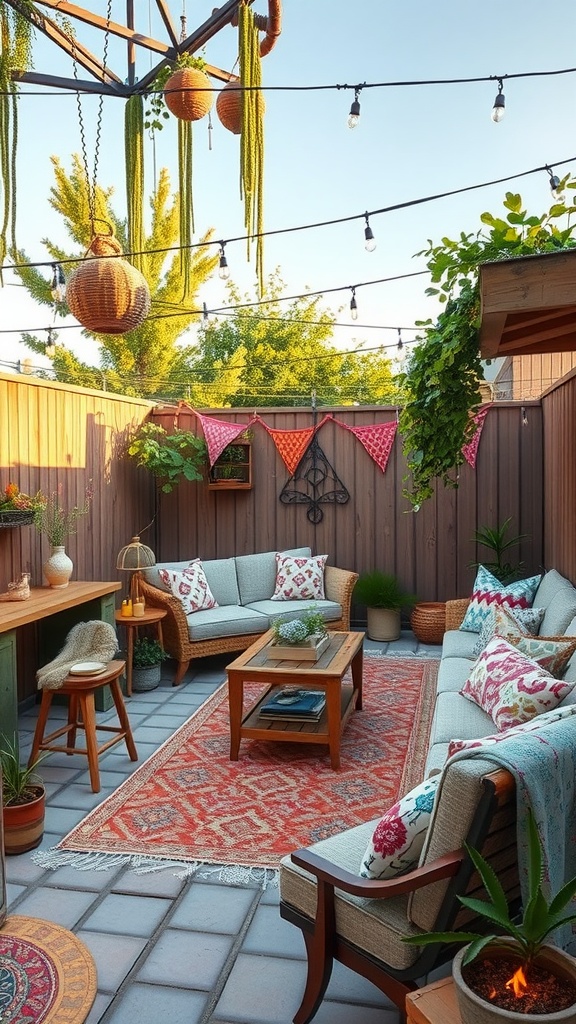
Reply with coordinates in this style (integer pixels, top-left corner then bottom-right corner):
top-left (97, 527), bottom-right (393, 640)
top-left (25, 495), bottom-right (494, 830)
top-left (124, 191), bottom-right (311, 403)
top-left (279, 435), bottom-right (349, 523)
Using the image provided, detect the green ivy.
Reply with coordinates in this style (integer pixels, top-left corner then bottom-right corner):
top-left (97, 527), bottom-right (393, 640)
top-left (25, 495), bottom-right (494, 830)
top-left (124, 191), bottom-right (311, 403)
top-left (399, 180), bottom-right (576, 508)
top-left (127, 422), bottom-right (207, 493)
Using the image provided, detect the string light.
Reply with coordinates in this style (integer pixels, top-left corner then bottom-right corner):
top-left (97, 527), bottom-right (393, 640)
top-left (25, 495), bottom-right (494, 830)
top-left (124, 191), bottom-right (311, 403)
top-left (50, 263), bottom-right (66, 302)
top-left (347, 86), bottom-right (362, 129)
top-left (397, 328), bottom-right (403, 351)
top-left (364, 213), bottom-right (376, 252)
top-left (218, 243), bottom-right (230, 280)
top-left (547, 165), bottom-right (563, 199)
top-left (44, 327), bottom-right (56, 358)
top-left (349, 287), bottom-right (358, 320)
top-left (491, 79), bottom-right (505, 122)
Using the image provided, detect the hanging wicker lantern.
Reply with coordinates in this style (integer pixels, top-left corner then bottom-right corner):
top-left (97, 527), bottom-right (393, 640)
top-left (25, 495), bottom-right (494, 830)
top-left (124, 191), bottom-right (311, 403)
top-left (216, 80), bottom-right (266, 135)
top-left (66, 234), bottom-right (151, 334)
top-left (163, 67), bottom-right (213, 122)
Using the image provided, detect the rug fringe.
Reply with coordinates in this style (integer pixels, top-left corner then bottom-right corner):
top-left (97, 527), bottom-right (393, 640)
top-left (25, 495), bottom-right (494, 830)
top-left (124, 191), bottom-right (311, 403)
top-left (31, 847), bottom-right (278, 887)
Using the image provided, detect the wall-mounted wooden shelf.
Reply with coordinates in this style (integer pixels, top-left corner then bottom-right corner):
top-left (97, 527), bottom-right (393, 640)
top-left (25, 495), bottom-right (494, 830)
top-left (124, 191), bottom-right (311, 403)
top-left (207, 442), bottom-right (252, 491)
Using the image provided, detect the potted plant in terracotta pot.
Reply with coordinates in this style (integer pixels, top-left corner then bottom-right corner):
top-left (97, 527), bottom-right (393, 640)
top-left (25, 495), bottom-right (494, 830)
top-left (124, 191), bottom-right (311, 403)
top-left (353, 571), bottom-right (416, 641)
top-left (1, 736), bottom-right (47, 855)
top-left (404, 809), bottom-right (576, 1022)
top-left (132, 636), bottom-right (167, 692)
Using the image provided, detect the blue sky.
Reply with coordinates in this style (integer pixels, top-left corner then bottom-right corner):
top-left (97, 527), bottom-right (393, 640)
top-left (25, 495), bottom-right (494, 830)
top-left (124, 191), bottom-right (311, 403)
top-left (2, 0), bottom-right (576, 373)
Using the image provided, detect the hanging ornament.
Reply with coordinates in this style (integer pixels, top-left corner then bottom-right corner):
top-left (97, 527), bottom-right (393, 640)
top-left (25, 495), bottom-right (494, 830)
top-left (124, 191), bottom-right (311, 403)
top-left (216, 78), bottom-right (266, 135)
top-left (163, 64), bottom-right (213, 122)
top-left (66, 231), bottom-right (151, 334)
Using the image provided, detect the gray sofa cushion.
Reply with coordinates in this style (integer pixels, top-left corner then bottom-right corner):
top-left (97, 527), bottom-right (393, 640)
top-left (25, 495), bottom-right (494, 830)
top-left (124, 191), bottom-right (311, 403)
top-left (441, 629), bottom-right (478, 660)
top-left (143, 557), bottom-right (240, 606)
top-left (429, 691), bottom-right (493, 747)
top-left (539, 589), bottom-right (576, 636)
top-left (186, 604), bottom-right (268, 641)
top-left (533, 568), bottom-right (574, 609)
top-left (247, 598), bottom-right (342, 623)
top-left (235, 547), bottom-right (311, 606)
top-left (436, 657), bottom-right (474, 693)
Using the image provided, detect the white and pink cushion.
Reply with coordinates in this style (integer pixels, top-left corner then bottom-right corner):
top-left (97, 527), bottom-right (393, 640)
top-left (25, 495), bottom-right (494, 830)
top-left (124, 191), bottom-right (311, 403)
top-left (447, 704), bottom-right (576, 757)
top-left (270, 553), bottom-right (327, 602)
top-left (471, 604), bottom-right (576, 676)
top-left (459, 565), bottom-right (541, 634)
top-left (461, 636), bottom-right (575, 730)
top-left (158, 559), bottom-right (218, 614)
top-left (359, 776), bottom-right (439, 879)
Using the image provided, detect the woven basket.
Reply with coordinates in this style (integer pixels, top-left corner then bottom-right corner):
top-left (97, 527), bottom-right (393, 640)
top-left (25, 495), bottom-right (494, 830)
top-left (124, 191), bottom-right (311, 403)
top-left (410, 602), bottom-right (447, 645)
top-left (164, 67), bottom-right (213, 122)
top-left (66, 234), bottom-right (151, 334)
top-left (0, 509), bottom-right (35, 527)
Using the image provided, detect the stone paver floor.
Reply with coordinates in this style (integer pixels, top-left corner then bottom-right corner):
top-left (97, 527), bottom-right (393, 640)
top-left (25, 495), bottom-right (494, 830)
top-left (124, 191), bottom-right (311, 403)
top-left (5, 631), bottom-right (443, 1024)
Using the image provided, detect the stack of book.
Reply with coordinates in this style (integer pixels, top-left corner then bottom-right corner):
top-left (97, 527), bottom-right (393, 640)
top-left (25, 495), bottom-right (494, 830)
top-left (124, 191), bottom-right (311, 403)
top-left (259, 688), bottom-right (326, 722)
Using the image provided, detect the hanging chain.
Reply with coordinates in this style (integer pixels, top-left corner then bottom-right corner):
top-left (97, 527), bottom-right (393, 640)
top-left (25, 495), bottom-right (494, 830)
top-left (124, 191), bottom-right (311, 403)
top-left (72, 0), bottom-right (112, 233)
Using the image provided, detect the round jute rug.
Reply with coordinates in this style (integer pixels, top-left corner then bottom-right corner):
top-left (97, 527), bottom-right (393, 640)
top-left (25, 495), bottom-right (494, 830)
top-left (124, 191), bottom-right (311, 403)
top-left (0, 915), bottom-right (97, 1023)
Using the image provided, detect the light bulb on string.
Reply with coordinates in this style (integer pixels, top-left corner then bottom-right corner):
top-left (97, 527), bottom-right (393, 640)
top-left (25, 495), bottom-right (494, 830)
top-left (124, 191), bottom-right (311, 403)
top-left (349, 287), bottom-right (358, 321)
top-left (44, 327), bottom-right (56, 358)
top-left (364, 213), bottom-right (376, 252)
top-left (50, 263), bottom-right (66, 302)
top-left (397, 328), bottom-right (403, 352)
top-left (547, 166), bottom-right (564, 201)
top-left (491, 79), bottom-right (505, 122)
top-left (347, 86), bottom-right (362, 129)
top-left (218, 243), bottom-right (230, 280)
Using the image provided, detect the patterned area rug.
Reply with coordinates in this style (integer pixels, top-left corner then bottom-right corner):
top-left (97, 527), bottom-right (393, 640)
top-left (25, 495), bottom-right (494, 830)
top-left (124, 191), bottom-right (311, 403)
top-left (0, 916), bottom-right (97, 1023)
top-left (37, 658), bottom-right (439, 877)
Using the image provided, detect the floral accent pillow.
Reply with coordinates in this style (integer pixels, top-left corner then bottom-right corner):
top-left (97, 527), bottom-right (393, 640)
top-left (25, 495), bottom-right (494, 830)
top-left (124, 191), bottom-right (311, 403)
top-left (459, 566), bottom-right (541, 634)
top-left (158, 559), bottom-right (218, 615)
top-left (270, 554), bottom-right (328, 602)
top-left (461, 636), bottom-right (575, 730)
top-left (447, 704), bottom-right (576, 758)
top-left (359, 776), bottom-right (439, 879)
top-left (471, 604), bottom-right (576, 676)
top-left (471, 605), bottom-right (545, 657)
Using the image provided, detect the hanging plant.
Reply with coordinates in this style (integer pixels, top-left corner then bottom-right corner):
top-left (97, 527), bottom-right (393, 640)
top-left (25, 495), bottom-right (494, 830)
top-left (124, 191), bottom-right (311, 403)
top-left (66, 228), bottom-right (151, 334)
top-left (124, 93), bottom-right (145, 275)
top-left (239, 2), bottom-right (265, 295)
top-left (0, 1), bottom-right (34, 278)
top-left (216, 78), bottom-right (266, 136)
top-left (163, 57), bottom-right (213, 122)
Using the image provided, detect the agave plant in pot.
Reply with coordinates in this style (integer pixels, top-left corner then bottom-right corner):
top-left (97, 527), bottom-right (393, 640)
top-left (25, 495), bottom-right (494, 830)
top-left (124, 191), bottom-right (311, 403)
top-left (405, 809), bottom-right (576, 1023)
top-left (353, 571), bottom-right (416, 641)
top-left (1, 736), bottom-right (47, 855)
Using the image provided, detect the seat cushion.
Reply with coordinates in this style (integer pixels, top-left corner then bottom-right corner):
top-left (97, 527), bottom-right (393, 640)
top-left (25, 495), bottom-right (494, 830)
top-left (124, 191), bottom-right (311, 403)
top-left (235, 547), bottom-right (311, 606)
top-left (248, 599), bottom-right (342, 624)
top-left (185, 605), bottom-right (268, 641)
top-left (538, 588), bottom-right (576, 636)
top-left (441, 629), bottom-right (478, 660)
top-left (279, 820), bottom-right (422, 971)
top-left (532, 569), bottom-right (575, 609)
top-left (428, 691), bottom-right (493, 747)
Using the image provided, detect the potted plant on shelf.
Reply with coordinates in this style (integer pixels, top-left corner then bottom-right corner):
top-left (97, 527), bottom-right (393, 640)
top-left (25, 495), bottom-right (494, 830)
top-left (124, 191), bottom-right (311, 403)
top-left (353, 571), bottom-right (416, 641)
top-left (132, 636), bottom-right (167, 692)
top-left (208, 431), bottom-right (253, 489)
top-left (34, 483), bottom-right (93, 588)
top-left (1, 736), bottom-right (47, 855)
top-left (270, 607), bottom-right (329, 661)
top-left (404, 809), bottom-right (576, 1022)
top-left (0, 482), bottom-right (45, 528)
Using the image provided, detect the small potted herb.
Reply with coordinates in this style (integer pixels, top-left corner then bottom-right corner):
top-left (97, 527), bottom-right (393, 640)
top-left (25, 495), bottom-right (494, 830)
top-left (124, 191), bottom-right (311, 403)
top-left (132, 637), bottom-right (168, 692)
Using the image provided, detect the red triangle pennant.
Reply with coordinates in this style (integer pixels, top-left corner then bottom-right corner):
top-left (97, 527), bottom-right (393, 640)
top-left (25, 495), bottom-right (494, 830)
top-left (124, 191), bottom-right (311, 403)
top-left (462, 405), bottom-right (492, 469)
top-left (255, 414), bottom-right (332, 475)
top-left (336, 420), bottom-right (397, 473)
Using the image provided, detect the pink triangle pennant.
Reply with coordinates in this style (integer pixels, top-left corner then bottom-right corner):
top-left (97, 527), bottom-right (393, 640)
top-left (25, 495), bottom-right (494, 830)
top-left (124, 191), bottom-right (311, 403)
top-left (462, 405), bottom-right (492, 469)
top-left (336, 420), bottom-right (397, 473)
top-left (196, 414), bottom-right (251, 467)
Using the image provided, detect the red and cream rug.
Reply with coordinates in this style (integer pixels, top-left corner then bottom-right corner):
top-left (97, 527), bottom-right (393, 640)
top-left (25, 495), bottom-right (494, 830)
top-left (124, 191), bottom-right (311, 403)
top-left (36, 657), bottom-right (439, 878)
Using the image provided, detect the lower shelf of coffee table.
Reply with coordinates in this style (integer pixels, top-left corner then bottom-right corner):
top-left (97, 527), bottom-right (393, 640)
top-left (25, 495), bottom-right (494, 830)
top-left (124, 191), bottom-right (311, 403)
top-left (240, 683), bottom-right (356, 743)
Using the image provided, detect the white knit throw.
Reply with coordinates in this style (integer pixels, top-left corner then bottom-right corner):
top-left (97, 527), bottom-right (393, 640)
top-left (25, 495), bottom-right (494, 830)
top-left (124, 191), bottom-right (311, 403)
top-left (36, 620), bottom-right (119, 690)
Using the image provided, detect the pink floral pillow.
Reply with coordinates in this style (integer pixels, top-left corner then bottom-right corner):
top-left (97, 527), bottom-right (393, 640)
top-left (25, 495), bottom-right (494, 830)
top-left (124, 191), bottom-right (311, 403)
top-left (447, 704), bottom-right (576, 757)
top-left (158, 559), bottom-right (218, 614)
top-left (359, 776), bottom-right (439, 879)
top-left (461, 636), bottom-right (575, 730)
top-left (270, 554), bottom-right (327, 602)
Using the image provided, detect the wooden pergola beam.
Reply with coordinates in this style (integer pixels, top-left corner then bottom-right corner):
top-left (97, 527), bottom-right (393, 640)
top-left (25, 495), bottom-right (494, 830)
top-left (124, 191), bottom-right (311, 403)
top-left (37, 0), bottom-right (172, 57)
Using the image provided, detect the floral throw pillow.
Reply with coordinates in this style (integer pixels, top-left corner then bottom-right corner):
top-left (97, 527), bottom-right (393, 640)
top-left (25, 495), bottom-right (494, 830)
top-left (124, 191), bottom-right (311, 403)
top-left (471, 605), bottom-right (545, 657)
top-left (461, 636), bottom-right (575, 730)
top-left (471, 604), bottom-right (576, 676)
top-left (359, 776), bottom-right (439, 879)
top-left (270, 554), bottom-right (327, 602)
top-left (158, 559), bottom-right (218, 615)
top-left (447, 704), bottom-right (576, 758)
top-left (459, 565), bottom-right (541, 634)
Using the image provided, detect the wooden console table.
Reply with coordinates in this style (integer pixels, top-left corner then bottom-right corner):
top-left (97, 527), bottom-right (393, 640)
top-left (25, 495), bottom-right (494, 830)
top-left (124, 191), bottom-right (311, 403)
top-left (0, 581), bottom-right (121, 745)
top-left (406, 976), bottom-right (461, 1024)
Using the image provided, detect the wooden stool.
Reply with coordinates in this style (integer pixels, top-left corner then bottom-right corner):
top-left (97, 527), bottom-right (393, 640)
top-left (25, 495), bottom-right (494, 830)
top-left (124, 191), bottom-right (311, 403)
top-left (28, 660), bottom-right (138, 793)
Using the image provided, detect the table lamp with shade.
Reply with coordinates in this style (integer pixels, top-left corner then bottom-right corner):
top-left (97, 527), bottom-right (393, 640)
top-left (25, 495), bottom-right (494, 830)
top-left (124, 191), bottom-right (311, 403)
top-left (116, 535), bottom-right (156, 612)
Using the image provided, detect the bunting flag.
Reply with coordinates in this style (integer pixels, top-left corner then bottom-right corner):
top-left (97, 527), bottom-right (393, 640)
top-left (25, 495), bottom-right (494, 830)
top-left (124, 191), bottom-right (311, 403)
top-left (196, 413), bottom-right (255, 467)
top-left (334, 419), bottom-right (398, 473)
top-left (255, 414), bottom-right (333, 475)
top-left (462, 404), bottom-right (492, 469)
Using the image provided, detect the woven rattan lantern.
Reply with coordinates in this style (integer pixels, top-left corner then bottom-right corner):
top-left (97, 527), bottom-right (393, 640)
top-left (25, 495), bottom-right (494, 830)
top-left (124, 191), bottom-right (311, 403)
top-left (66, 234), bottom-right (151, 334)
top-left (163, 67), bottom-right (213, 121)
top-left (216, 80), bottom-right (266, 135)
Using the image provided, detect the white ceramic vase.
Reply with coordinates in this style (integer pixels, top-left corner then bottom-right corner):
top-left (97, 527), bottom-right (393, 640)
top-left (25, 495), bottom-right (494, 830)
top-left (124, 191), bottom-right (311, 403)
top-left (43, 545), bottom-right (73, 588)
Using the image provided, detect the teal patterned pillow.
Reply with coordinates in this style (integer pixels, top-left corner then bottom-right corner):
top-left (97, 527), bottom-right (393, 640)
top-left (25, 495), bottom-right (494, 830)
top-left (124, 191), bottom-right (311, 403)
top-left (359, 776), bottom-right (439, 879)
top-left (472, 605), bottom-right (545, 657)
top-left (460, 565), bottom-right (541, 634)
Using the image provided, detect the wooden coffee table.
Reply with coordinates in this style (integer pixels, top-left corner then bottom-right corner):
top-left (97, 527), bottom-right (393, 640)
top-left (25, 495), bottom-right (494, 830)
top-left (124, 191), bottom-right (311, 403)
top-left (226, 630), bottom-right (364, 769)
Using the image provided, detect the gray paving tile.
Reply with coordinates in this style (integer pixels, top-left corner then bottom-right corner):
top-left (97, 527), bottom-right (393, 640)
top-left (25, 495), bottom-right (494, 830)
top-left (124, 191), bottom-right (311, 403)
top-left (170, 881), bottom-right (256, 933)
top-left (41, 863), bottom-right (123, 890)
top-left (147, 713), bottom-right (190, 728)
top-left (82, 892), bottom-right (172, 936)
top-left (48, 783), bottom-right (111, 810)
top-left (104, 983), bottom-right (207, 1024)
top-left (44, 805), bottom-right (88, 833)
top-left (6, 882), bottom-right (26, 906)
top-left (77, 929), bottom-right (148, 991)
top-left (84, 991), bottom-right (114, 1024)
top-left (240, 902), bottom-right (305, 958)
top-left (131, 725), bottom-right (176, 744)
top-left (112, 866), bottom-right (187, 898)
top-left (314, 1000), bottom-right (400, 1024)
top-left (135, 927), bottom-right (233, 988)
top-left (4, 852), bottom-right (51, 884)
top-left (13, 884), bottom-right (98, 928)
top-left (215, 952), bottom-right (308, 1023)
top-left (39, 764), bottom-right (85, 784)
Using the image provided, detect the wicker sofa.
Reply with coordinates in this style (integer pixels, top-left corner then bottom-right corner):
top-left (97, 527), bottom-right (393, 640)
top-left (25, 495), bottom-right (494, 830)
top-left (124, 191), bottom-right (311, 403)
top-left (137, 546), bottom-right (358, 685)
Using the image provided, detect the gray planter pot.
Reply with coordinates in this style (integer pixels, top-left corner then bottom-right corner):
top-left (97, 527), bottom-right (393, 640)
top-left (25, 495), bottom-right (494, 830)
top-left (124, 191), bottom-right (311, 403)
top-left (132, 664), bottom-right (162, 692)
top-left (453, 943), bottom-right (576, 1024)
top-left (366, 606), bottom-right (401, 641)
